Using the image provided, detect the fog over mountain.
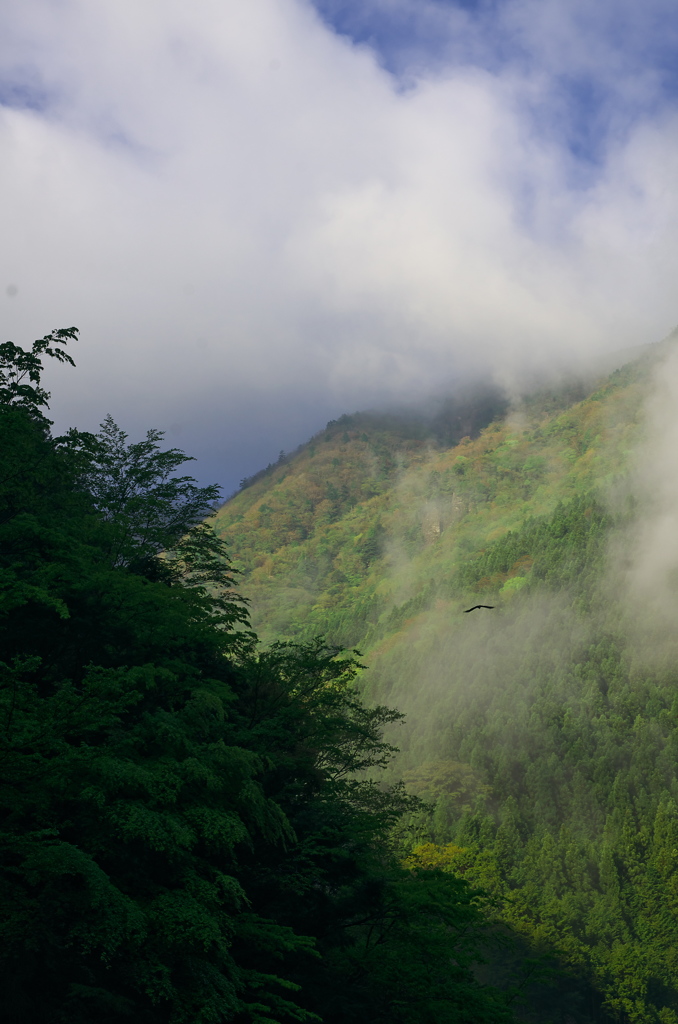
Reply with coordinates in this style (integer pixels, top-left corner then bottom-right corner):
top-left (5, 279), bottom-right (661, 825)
top-left (1, 0), bottom-right (677, 491)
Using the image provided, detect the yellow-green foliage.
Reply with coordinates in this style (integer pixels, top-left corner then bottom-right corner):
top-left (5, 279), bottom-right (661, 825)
top-left (403, 842), bottom-right (469, 873)
top-left (215, 354), bottom-right (678, 1022)
top-left (214, 359), bottom-right (649, 649)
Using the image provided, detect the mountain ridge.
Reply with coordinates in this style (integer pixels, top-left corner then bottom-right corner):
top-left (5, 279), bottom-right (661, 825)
top-left (213, 348), bottom-right (652, 649)
top-left (213, 340), bottom-right (678, 1021)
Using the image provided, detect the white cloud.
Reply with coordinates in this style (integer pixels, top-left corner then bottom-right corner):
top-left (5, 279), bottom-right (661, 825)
top-left (1, 0), bottom-right (677, 486)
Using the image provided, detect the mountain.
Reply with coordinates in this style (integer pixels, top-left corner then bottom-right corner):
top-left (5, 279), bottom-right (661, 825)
top-left (2, 331), bottom-right (520, 1024)
top-left (213, 355), bottom-right (647, 649)
top-left (214, 338), bottom-right (678, 1022)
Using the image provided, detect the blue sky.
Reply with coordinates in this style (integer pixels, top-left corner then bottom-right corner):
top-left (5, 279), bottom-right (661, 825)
top-left (1, 0), bottom-right (677, 492)
top-left (312, 0), bottom-right (678, 161)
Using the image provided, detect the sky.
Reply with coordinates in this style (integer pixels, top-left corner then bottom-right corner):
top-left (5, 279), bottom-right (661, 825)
top-left (1, 0), bottom-right (678, 494)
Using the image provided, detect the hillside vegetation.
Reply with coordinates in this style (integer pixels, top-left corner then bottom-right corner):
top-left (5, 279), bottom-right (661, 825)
top-left (214, 358), bottom-right (645, 649)
top-left (214, 343), bottom-right (678, 1022)
top-left (0, 332), bottom-right (517, 1024)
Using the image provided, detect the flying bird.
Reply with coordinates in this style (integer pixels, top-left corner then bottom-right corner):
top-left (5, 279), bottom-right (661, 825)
top-left (464, 605), bottom-right (495, 612)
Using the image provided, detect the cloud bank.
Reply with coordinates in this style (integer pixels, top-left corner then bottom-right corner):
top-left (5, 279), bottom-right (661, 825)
top-left (1, 0), bottom-right (677, 489)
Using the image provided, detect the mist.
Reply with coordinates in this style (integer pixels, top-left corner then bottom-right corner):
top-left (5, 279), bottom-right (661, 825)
top-left (596, 339), bottom-right (678, 676)
top-left (2, 0), bottom-right (678, 493)
top-left (351, 340), bottom-right (674, 793)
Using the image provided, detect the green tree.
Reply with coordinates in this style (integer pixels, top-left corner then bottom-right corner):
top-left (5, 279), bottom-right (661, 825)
top-left (64, 415), bottom-right (221, 570)
top-left (1, 331), bottom-right (512, 1023)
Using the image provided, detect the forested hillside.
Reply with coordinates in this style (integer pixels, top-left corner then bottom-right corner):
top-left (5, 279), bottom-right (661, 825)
top-left (0, 332), bottom-right (516, 1024)
top-left (7, 327), bottom-right (678, 1022)
top-left (214, 359), bottom-right (645, 648)
top-left (214, 337), bottom-right (678, 1022)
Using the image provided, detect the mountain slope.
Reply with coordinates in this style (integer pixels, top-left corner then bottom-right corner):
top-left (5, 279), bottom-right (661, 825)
top-left (214, 357), bottom-right (648, 649)
top-left (215, 343), bottom-right (678, 1022)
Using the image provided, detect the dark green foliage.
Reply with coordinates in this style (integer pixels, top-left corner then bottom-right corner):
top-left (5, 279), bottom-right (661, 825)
top-left (315, 867), bottom-right (512, 1024)
top-left (214, 343), bottom-right (678, 1019)
top-left (0, 333), bottom-right (511, 1023)
top-left (0, 657), bottom-right (255, 1023)
top-left (0, 327), bottom-right (77, 416)
top-left (456, 494), bottom-right (610, 597)
top-left (62, 414), bottom-right (222, 570)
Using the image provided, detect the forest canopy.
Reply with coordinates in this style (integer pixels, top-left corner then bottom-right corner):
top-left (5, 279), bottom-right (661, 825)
top-left (0, 331), bottom-right (515, 1023)
top-left (212, 335), bottom-right (678, 1023)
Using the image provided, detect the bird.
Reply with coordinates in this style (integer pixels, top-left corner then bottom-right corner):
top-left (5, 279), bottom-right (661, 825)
top-left (463, 604), bottom-right (495, 612)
